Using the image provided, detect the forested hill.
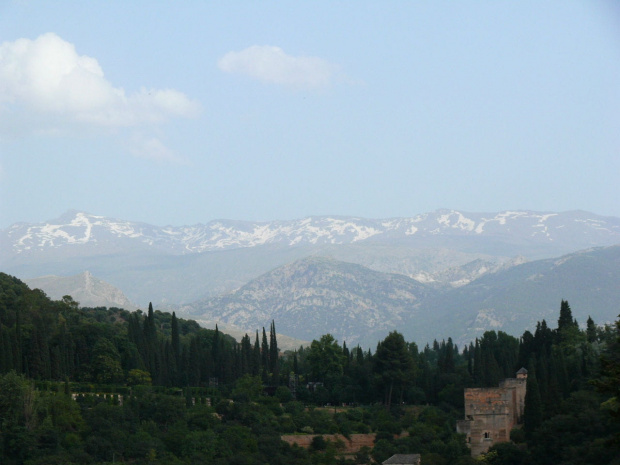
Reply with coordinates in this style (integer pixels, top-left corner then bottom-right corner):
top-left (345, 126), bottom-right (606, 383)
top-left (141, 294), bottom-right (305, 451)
top-left (0, 272), bottom-right (619, 465)
top-left (0, 272), bottom-right (237, 386)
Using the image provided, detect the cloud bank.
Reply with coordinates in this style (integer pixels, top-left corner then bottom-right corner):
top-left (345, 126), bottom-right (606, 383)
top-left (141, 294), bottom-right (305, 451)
top-left (218, 45), bottom-right (338, 89)
top-left (0, 33), bottom-right (200, 161)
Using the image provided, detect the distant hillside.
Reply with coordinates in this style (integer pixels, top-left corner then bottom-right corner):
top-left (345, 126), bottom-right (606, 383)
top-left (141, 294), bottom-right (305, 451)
top-left (179, 256), bottom-right (436, 348)
top-left (24, 271), bottom-right (138, 310)
top-left (412, 245), bottom-right (620, 345)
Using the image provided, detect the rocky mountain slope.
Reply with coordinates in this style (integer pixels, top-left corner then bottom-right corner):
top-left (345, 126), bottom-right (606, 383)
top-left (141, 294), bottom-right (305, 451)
top-left (179, 256), bottom-right (435, 347)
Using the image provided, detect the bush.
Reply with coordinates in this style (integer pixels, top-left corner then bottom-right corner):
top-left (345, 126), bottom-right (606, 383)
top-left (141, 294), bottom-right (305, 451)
top-left (275, 386), bottom-right (293, 403)
top-left (510, 427), bottom-right (526, 444)
top-left (310, 435), bottom-right (327, 451)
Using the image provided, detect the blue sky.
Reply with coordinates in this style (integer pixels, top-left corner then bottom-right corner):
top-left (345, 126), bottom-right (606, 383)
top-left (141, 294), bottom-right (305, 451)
top-left (1, 1), bottom-right (619, 228)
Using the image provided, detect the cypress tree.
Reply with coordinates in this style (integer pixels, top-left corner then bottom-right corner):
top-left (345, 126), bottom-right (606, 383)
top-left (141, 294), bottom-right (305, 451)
top-left (467, 342), bottom-right (474, 377)
top-left (444, 337), bottom-right (455, 373)
top-left (586, 316), bottom-right (597, 343)
top-left (171, 312), bottom-right (180, 363)
top-left (261, 327), bottom-right (269, 382)
top-left (473, 339), bottom-right (483, 386)
top-left (143, 303), bottom-right (157, 375)
top-left (523, 365), bottom-right (543, 435)
top-left (252, 331), bottom-right (260, 376)
top-left (212, 325), bottom-right (221, 377)
top-left (240, 334), bottom-right (252, 375)
top-left (269, 321), bottom-right (279, 383)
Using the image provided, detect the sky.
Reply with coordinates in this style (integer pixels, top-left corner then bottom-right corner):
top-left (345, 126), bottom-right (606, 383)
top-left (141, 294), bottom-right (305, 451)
top-left (0, 0), bottom-right (619, 228)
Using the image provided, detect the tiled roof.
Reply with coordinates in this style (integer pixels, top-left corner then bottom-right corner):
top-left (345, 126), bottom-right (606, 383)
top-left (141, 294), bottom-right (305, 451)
top-left (382, 454), bottom-right (421, 464)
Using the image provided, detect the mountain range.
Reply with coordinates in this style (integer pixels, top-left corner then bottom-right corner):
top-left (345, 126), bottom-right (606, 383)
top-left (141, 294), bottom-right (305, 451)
top-left (2, 209), bottom-right (619, 347)
top-left (180, 245), bottom-right (620, 348)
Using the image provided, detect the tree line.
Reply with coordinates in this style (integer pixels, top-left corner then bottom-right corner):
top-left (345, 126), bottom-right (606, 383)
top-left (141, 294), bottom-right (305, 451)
top-left (0, 272), bottom-right (619, 464)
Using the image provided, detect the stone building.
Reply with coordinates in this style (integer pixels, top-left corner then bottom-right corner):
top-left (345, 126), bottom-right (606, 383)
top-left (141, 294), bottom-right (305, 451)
top-left (456, 368), bottom-right (527, 456)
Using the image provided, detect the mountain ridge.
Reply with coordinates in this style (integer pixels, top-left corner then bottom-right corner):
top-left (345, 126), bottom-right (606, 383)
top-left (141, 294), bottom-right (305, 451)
top-left (3, 209), bottom-right (619, 258)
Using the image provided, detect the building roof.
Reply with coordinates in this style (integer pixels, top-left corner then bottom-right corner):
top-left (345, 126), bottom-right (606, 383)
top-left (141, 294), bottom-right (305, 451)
top-left (382, 454), bottom-right (421, 465)
top-left (516, 367), bottom-right (528, 374)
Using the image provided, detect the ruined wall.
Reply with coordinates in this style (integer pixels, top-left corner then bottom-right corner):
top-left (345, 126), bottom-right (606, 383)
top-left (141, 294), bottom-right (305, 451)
top-left (281, 434), bottom-right (376, 454)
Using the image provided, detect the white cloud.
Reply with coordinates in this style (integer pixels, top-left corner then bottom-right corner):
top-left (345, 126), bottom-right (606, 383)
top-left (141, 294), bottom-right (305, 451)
top-left (218, 45), bottom-right (338, 89)
top-left (128, 134), bottom-right (186, 164)
top-left (0, 33), bottom-right (201, 129)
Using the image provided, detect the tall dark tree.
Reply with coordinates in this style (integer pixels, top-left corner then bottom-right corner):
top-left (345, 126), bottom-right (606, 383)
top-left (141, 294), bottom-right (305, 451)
top-left (261, 327), bottom-right (269, 382)
top-left (269, 321), bottom-right (279, 384)
top-left (523, 362), bottom-right (543, 435)
top-left (170, 312), bottom-right (180, 384)
top-left (143, 303), bottom-right (158, 375)
top-left (558, 300), bottom-right (576, 332)
top-left (586, 316), bottom-right (597, 343)
top-left (240, 334), bottom-right (252, 375)
top-left (307, 334), bottom-right (345, 385)
top-left (171, 312), bottom-right (180, 362)
top-left (473, 339), bottom-right (483, 386)
top-left (374, 331), bottom-right (414, 409)
top-left (252, 330), bottom-right (261, 376)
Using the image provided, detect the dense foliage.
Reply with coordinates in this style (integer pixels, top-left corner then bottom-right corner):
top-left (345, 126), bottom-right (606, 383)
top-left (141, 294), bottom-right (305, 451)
top-left (0, 272), bottom-right (619, 464)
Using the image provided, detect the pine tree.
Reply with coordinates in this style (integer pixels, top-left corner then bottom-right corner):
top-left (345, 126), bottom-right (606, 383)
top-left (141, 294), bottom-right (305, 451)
top-left (374, 331), bottom-right (414, 409)
top-left (557, 300), bottom-right (575, 331)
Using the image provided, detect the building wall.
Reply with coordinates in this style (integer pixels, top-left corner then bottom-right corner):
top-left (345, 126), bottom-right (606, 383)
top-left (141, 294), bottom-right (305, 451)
top-left (499, 377), bottom-right (526, 424)
top-left (457, 375), bottom-right (527, 456)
